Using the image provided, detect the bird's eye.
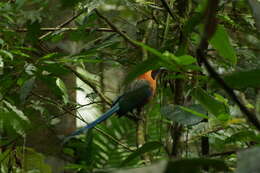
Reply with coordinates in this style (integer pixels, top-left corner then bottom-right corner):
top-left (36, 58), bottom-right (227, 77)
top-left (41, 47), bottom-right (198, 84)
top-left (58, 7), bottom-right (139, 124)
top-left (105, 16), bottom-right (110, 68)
top-left (151, 70), bottom-right (160, 79)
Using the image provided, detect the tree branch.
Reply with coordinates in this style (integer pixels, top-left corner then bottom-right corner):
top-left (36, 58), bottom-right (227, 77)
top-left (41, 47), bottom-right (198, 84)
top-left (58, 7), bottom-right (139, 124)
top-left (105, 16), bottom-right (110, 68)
top-left (94, 9), bottom-right (139, 48)
top-left (197, 0), bottom-right (260, 131)
top-left (64, 65), bottom-right (113, 106)
top-left (16, 27), bottom-right (117, 33)
top-left (31, 92), bottom-right (133, 152)
top-left (160, 0), bottom-right (176, 21)
top-left (38, 8), bottom-right (87, 40)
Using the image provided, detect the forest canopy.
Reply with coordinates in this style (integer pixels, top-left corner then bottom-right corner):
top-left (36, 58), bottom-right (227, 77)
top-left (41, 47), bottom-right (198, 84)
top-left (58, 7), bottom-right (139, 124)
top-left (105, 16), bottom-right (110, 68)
top-left (0, 0), bottom-right (260, 172)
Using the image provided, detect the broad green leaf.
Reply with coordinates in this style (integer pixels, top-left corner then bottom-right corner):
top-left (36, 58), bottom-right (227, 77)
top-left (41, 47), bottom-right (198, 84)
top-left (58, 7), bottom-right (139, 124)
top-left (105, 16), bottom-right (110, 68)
top-left (163, 52), bottom-right (197, 65)
top-left (11, 50), bottom-right (30, 58)
top-left (134, 42), bottom-right (177, 69)
top-left (0, 148), bottom-right (11, 163)
top-left (56, 78), bottom-right (69, 104)
top-left (161, 104), bottom-right (206, 126)
top-left (25, 63), bottom-right (37, 75)
top-left (237, 147), bottom-right (260, 173)
top-left (3, 100), bottom-right (29, 122)
top-left (124, 57), bottom-right (161, 84)
top-left (0, 110), bottom-right (28, 136)
top-left (209, 25), bottom-right (237, 65)
top-left (132, 42), bottom-right (198, 72)
top-left (223, 68), bottom-right (260, 89)
top-left (217, 113), bottom-right (231, 122)
top-left (60, 55), bottom-right (102, 63)
top-left (20, 77), bottom-right (36, 103)
top-left (39, 76), bottom-right (68, 98)
top-left (183, 13), bottom-right (203, 35)
top-left (176, 55), bottom-right (197, 65)
top-left (179, 105), bottom-right (208, 119)
top-left (40, 63), bottom-right (69, 75)
top-left (214, 93), bottom-right (228, 105)
top-left (0, 49), bottom-right (13, 60)
top-left (133, 41), bottom-right (165, 59)
top-left (22, 148), bottom-right (52, 173)
top-left (192, 88), bottom-right (228, 116)
top-left (39, 52), bottom-right (60, 60)
top-left (225, 130), bottom-right (257, 144)
top-left (121, 141), bottom-right (163, 166)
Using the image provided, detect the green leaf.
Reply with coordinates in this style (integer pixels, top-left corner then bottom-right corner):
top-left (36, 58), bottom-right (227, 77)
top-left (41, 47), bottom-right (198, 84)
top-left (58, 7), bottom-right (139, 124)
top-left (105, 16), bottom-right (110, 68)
top-left (56, 78), bottom-right (69, 104)
top-left (25, 63), bottom-right (37, 75)
top-left (124, 57), bottom-right (161, 84)
top-left (179, 105), bottom-right (208, 119)
top-left (133, 42), bottom-right (198, 72)
top-left (3, 100), bottom-right (29, 122)
top-left (223, 68), bottom-right (260, 89)
top-left (209, 25), bottom-right (237, 65)
top-left (22, 148), bottom-right (52, 173)
top-left (163, 52), bottom-right (197, 65)
top-left (216, 113), bottom-right (230, 122)
top-left (11, 50), bottom-right (30, 58)
top-left (0, 149), bottom-right (11, 163)
top-left (39, 52), bottom-right (60, 61)
top-left (225, 130), bottom-right (257, 144)
top-left (20, 77), bottom-right (36, 103)
top-left (0, 49), bottom-right (13, 60)
top-left (192, 88), bottom-right (228, 116)
top-left (121, 141), bottom-right (163, 166)
top-left (161, 104), bottom-right (206, 126)
top-left (0, 109), bottom-right (29, 136)
top-left (133, 41), bottom-right (165, 59)
top-left (40, 63), bottom-right (69, 75)
top-left (183, 13), bottom-right (203, 36)
top-left (176, 55), bottom-right (197, 65)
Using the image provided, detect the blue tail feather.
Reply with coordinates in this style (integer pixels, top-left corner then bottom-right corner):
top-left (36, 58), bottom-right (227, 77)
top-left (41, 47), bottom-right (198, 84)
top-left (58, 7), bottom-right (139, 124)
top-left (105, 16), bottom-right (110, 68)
top-left (62, 103), bottom-right (120, 144)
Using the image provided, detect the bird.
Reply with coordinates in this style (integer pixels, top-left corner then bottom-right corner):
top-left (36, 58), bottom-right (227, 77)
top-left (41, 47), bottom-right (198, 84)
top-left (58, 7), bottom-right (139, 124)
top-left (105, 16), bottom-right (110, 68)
top-left (63, 69), bottom-right (162, 143)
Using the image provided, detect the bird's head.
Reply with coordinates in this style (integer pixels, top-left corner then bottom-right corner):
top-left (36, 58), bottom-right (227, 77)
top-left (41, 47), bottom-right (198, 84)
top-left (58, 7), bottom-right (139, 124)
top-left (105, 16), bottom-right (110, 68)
top-left (151, 67), bottom-right (166, 80)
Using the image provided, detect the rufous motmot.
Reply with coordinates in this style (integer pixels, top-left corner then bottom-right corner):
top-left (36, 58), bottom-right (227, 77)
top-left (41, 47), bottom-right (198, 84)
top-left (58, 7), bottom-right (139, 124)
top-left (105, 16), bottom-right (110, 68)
top-left (63, 69), bottom-right (162, 143)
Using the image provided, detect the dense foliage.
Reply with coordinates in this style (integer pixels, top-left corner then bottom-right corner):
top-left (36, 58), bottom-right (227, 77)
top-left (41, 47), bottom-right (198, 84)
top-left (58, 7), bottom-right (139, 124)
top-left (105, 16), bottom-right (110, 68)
top-left (0, 0), bottom-right (260, 172)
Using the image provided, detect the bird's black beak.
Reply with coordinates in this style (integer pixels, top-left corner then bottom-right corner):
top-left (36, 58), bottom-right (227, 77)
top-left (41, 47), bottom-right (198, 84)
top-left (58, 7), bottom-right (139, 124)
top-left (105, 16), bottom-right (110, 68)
top-left (151, 67), bottom-right (166, 80)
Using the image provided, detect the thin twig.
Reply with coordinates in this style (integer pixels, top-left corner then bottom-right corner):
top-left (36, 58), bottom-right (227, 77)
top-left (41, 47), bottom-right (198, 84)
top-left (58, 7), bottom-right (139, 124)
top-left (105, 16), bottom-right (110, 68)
top-left (160, 0), bottom-right (176, 21)
top-left (16, 27), bottom-right (117, 33)
top-left (32, 92), bottom-right (134, 152)
top-left (51, 101), bottom-right (102, 119)
top-left (38, 8), bottom-right (87, 40)
top-left (94, 9), bottom-right (138, 48)
top-left (64, 65), bottom-right (112, 106)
